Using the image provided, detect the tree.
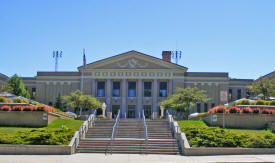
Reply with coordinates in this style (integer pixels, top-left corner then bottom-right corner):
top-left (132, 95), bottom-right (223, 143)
top-left (80, 95), bottom-right (102, 110)
top-left (247, 78), bottom-right (275, 100)
top-left (159, 87), bottom-right (210, 118)
top-left (54, 92), bottom-right (67, 111)
top-left (63, 90), bottom-right (82, 113)
top-left (6, 74), bottom-right (30, 99)
top-left (63, 90), bottom-right (102, 114)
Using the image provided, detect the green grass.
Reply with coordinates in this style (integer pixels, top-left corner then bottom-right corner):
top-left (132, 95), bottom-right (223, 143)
top-left (46, 118), bottom-right (83, 131)
top-left (0, 118), bottom-right (83, 137)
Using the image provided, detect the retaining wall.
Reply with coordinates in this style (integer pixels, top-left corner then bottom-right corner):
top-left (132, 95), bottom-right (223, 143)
top-left (0, 144), bottom-right (71, 155)
top-left (0, 111), bottom-right (48, 127)
top-left (203, 113), bottom-right (275, 129)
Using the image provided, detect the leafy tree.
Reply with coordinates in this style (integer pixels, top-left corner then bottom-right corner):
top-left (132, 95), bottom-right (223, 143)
top-left (54, 93), bottom-right (67, 111)
top-left (63, 90), bottom-right (82, 113)
top-left (63, 90), bottom-right (101, 114)
top-left (80, 95), bottom-right (102, 110)
top-left (6, 74), bottom-right (30, 99)
top-left (247, 78), bottom-right (275, 100)
top-left (159, 87), bottom-right (210, 118)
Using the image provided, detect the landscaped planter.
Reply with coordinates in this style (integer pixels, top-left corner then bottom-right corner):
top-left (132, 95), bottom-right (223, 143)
top-left (0, 111), bottom-right (49, 127)
top-left (203, 113), bottom-right (275, 129)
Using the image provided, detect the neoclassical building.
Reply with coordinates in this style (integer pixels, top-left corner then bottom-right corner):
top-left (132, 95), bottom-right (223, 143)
top-left (22, 50), bottom-right (253, 118)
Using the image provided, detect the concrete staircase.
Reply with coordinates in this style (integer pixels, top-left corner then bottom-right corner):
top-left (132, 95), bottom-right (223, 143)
top-left (77, 119), bottom-right (180, 155)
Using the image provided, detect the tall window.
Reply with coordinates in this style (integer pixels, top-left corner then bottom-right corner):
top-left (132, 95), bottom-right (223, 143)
top-left (112, 81), bottom-right (120, 97)
top-left (159, 82), bottom-right (167, 97)
top-left (31, 87), bottom-right (36, 99)
top-left (144, 82), bottom-right (152, 97)
top-left (204, 103), bottom-right (208, 112)
top-left (97, 81), bottom-right (105, 97)
top-left (128, 82), bottom-right (136, 97)
top-left (197, 103), bottom-right (201, 113)
top-left (228, 89), bottom-right (233, 101)
top-left (237, 89), bottom-right (242, 99)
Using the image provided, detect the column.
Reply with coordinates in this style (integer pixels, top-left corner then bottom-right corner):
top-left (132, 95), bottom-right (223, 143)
top-left (121, 79), bottom-right (127, 118)
top-left (137, 79), bottom-right (143, 118)
top-left (169, 79), bottom-right (173, 96)
top-left (91, 79), bottom-right (96, 97)
top-left (152, 79), bottom-right (158, 119)
top-left (106, 79), bottom-right (111, 112)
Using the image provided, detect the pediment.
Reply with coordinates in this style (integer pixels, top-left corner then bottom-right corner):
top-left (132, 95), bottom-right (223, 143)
top-left (78, 51), bottom-right (187, 71)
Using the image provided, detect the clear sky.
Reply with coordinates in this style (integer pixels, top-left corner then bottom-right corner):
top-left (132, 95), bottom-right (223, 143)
top-left (0, 0), bottom-right (274, 79)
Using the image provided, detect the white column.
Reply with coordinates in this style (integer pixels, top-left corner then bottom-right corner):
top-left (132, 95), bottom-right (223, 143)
top-left (152, 79), bottom-right (158, 118)
top-left (121, 79), bottom-right (127, 118)
top-left (137, 79), bottom-right (143, 118)
top-left (169, 79), bottom-right (173, 96)
top-left (91, 79), bottom-right (96, 97)
top-left (106, 79), bottom-right (111, 112)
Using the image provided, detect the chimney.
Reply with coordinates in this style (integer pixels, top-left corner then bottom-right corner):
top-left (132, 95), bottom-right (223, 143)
top-left (162, 51), bottom-right (171, 62)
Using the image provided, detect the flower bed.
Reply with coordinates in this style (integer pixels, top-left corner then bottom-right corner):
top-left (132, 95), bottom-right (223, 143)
top-left (0, 104), bottom-right (55, 113)
top-left (209, 106), bottom-right (275, 114)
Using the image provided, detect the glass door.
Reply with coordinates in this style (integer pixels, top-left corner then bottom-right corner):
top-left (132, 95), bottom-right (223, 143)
top-left (127, 105), bottom-right (136, 118)
top-left (112, 105), bottom-right (120, 118)
top-left (144, 105), bottom-right (152, 118)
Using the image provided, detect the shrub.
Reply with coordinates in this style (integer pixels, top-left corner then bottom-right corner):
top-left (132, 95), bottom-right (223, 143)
top-left (250, 101), bottom-right (257, 105)
top-left (270, 101), bottom-right (275, 106)
top-left (255, 100), bottom-right (265, 105)
top-left (36, 106), bottom-right (45, 111)
top-left (252, 108), bottom-right (261, 114)
top-left (0, 97), bottom-right (7, 102)
top-left (0, 105), bottom-right (11, 111)
top-left (229, 106), bottom-right (241, 113)
top-left (13, 98), bottom-right (23, 103)
top-left (242, 107), bottom-right (252, 113)
top-left (235, 99), bottom-right (250, 105)
top-left (264, 101), bottom-right (271, 105)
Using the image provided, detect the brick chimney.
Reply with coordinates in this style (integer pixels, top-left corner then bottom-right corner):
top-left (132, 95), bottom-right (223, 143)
top-left (162, 51), bottom-right (171, 62)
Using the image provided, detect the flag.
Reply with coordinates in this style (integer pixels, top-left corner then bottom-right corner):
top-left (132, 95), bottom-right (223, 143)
top-left (83, 49), bottom-right (87, 69)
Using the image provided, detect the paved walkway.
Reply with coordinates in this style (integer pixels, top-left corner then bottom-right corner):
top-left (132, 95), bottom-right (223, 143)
top-left (0, 154), bottom-right (275, 163)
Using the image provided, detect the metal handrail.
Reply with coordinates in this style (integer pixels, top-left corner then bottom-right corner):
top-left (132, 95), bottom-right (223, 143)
top-left (166, 110), bottom-right (182, 153)
top-left (142, 109), bottom-right (148, 154)
top-left (72, 109), bottom-right (97, 154)
top-left (107, 109), bottom-right (120, 154)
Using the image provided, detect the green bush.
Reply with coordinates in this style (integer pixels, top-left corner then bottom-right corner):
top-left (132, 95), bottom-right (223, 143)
top-left (255, 100), bottom-right (265, 105)
top-left (179, 120), bottom-right (275, 148)
top-left (235, 99), bottom-right (250, 105)
top-left (270, 101), bottom-right (275, 106)
top-left (0, 127), bottom-right (74, 145)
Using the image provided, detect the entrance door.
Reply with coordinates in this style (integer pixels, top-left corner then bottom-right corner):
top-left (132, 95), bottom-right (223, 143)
top-left (127, 105), bottom-right (136, 118)
top-left (112, 105), bottom-right (120, 118)
top-left (144, 105), bottom-right (152, 118)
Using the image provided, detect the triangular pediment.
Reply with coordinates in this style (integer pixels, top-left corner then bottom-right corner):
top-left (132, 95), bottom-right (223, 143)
top-left (78, 50), bottom-right (187, 71)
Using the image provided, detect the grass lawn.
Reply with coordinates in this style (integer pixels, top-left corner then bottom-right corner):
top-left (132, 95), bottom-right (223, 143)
top-left (0, 118), bottom-right (83, 145)
top-left (178, 120), bottom-right (275, 148)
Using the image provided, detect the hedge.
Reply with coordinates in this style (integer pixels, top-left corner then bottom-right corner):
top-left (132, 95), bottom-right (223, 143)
top-left (179, 120), bottom-right (275, 148)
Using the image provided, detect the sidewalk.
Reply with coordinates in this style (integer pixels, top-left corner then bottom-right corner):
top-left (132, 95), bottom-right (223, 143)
top-left (0, 154), bottom-right (275, 163)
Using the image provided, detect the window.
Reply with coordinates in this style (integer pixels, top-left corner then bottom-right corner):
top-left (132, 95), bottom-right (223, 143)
top-left (159, 82), bottom-right (167, 97)
top-left (97, 81), bottom-right (105, 97)
top-left (128, 82), bottom-right (136, 97)
top-left (144, 82), bottom-right (152, 97)
top-left (112, 81), bottom-right (120, 97)
top-left (237, 89), bottom-right (242, 99)
top-left (197, 103), bottom-right (201, 113)
top-left (204, 103), bottom-right (208, 112)
top-left (228, 89), bottom-right (232, 101)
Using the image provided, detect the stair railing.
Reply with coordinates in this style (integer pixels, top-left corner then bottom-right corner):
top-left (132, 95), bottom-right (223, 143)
top-left (166, 110), bottom-right (182, 153)
top-left (106, 109), bottom-right (120, 155)
top-left (142, 109), bottom-right (148, 154)
top-left (71, 109), bottom-right (97, 154)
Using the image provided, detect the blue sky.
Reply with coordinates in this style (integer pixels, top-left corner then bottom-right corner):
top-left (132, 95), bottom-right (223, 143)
top-left (0, 0), bottom-right (274, 79)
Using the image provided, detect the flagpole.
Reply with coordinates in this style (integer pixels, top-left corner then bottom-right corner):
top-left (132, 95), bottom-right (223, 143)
top-left (80, 49), bottom-right (85, 116)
